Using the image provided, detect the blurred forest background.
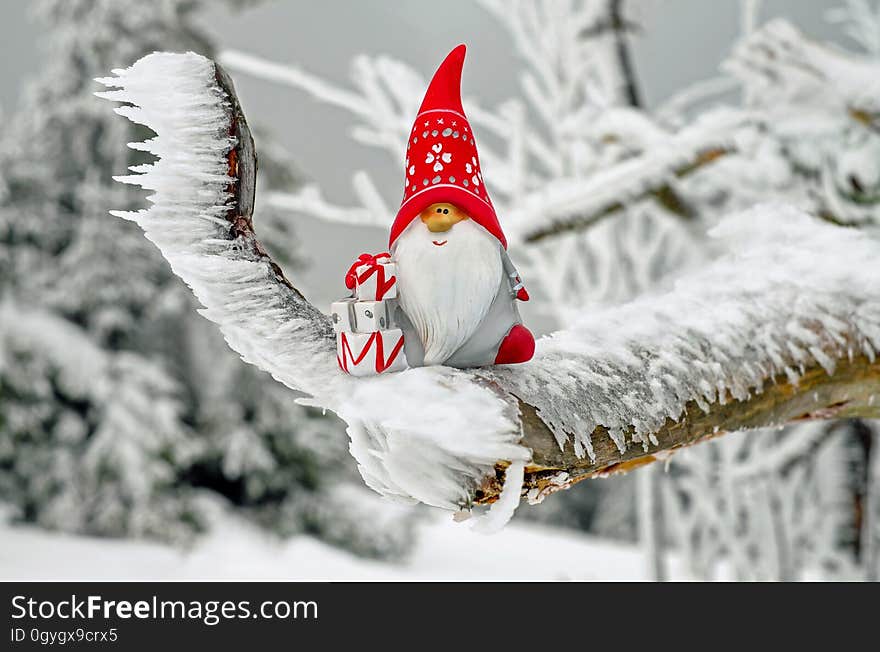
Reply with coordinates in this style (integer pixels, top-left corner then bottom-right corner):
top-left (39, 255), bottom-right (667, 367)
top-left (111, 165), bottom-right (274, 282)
top-left (1, 0), bottom-right (878, 580)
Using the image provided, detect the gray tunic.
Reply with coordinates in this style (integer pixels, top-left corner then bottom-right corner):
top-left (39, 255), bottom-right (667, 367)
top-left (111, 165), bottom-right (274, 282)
top-left (394, 249), bottom-right (524, 368)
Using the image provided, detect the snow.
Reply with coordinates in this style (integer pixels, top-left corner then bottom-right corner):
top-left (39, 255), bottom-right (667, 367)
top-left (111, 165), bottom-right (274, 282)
top-left (95, 52), bottom-right (341, 402)
top-left (0, 301), bottom-right (106, 395)
top-left (0, 506), bottom-right (685, 582)
top-left (827, 0), bottom-right (880, 56)
top-left (489, 204), bottom-right (880, 460)
top-left (503, 108), bottom-right (746, 243)
top-left (470, 461), bottom-right (525, 534)
top-left (728, 18), bottom-right (880, 116)
top-left (339, 366), bottom-right (528, 512)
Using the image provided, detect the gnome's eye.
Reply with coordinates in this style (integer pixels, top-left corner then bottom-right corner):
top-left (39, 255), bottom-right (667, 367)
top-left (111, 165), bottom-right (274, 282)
top-left (436, 208), bottom-right (442, 213)
top-left (443, 208), bottom-right (449, 214)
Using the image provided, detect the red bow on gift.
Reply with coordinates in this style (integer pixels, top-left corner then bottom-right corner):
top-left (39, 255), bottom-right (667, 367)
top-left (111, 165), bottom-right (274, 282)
top-left (345, 252), bottom-right (392, 291)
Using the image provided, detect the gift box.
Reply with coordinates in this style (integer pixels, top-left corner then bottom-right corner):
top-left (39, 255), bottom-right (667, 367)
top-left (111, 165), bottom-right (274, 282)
top-left (353, 255), bottom-right (397, 301)
top-left (331, 298), bottom-right (399, 333)
top-left (329, 298), bottom-right (357, 333)
top-left (336, 328), bottom-right (407, 376)
top-left (353, 299), bottom-right (397, 331)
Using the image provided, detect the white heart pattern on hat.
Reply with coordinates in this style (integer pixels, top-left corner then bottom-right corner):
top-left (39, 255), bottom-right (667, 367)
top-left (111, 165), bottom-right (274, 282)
top-left (425, 143), bottom-right (453, 173)
top-left (402, 112), bottom-right (490, 202)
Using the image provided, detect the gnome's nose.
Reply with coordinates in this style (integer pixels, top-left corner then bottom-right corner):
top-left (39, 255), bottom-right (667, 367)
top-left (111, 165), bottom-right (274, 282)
top-left (426, 215), bottom-right (455, 233)
top-left (421, 203), bottom-right (466, 233)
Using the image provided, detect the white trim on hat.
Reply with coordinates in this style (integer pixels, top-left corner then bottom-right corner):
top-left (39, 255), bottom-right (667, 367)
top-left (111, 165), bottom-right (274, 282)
top-left (414, 108), bottom-right (469, 122)
top-left (400, 183), bottom-right (493, 209)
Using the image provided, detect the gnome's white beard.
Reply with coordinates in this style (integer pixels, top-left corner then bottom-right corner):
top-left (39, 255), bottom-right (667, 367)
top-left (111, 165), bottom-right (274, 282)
top-left (394, 219), bottom-right (502, 366)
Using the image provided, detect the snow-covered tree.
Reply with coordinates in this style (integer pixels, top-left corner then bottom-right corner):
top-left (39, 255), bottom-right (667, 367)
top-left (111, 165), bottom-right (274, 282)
top-left (0, 0), bottom-right (412, 557)
top-left (653, 3), bottom-right (880, 582)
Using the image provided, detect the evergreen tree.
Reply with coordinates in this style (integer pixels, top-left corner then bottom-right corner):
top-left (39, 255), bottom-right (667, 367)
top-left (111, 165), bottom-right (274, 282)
top-left (0, 0), bottom-right (412, 557)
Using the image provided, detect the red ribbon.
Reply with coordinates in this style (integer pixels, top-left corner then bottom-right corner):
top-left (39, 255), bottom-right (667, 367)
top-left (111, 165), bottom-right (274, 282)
top-left (345, 252), bottom-right (390, 290)
top-left (344, 252), bottom-right (394, 299)
top-left (337, 330), bottom-right (405, 374)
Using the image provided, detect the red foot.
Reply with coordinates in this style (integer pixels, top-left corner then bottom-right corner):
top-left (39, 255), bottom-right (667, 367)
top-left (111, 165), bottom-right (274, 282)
top-left (494, 324), bottom-right (535, 365)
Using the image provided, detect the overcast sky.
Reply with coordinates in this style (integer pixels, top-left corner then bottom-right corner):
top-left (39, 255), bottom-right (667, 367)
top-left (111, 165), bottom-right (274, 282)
top-left (0, 1), bottom-right (853, 308)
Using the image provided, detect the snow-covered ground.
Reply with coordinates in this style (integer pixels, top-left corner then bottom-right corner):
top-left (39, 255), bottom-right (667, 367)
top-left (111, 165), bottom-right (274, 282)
top-left (0, 509), bottom-right (689, 581)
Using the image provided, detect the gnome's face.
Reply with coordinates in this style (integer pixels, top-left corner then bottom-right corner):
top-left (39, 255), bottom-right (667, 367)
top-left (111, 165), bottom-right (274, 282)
top-left (420, 202), bottom-right (468, 238)
top-left (393, 202), bottom-right (502, 366)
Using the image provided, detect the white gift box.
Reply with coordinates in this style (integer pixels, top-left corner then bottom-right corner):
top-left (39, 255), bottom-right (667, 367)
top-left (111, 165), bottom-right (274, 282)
top-left (331, 298), bottom-right (398, 332)
top-left (329, 298), bottom-right (357, 333)
top-left (336, 328), bottom-right (407, 376)
top-left (353, 299), bottom-right (397, 331)
top-left (354, 257), bottom-right (397, 301)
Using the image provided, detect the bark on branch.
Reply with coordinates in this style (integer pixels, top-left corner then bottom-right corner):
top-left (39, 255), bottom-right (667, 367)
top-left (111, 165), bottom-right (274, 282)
top-left (476, 353), bottom-right (880, 505)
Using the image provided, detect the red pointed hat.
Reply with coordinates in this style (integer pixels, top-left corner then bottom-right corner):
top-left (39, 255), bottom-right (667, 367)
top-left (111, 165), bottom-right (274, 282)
top-left (389, 44), bottom-right (507, 249)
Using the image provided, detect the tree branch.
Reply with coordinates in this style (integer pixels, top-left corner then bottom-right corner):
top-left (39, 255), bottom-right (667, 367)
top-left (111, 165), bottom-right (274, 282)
top-left (726, 18), bottom-right (880, 130)
top-left (522, 18), bottom-right (880, 244)
top-left (477, 353), bottom-right (880, 505)
top-left (508, 135), bottom-right (734, 244)
top-left (95, 53), bottom-right (340, 401)
top-left (608, 0), bottom-right (642, 109)
top-left (518, 144), bottom-right (730, 242)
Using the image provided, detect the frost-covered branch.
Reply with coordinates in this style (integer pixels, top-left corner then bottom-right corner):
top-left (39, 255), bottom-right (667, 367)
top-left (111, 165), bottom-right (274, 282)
top-left (489, 351), bottom-right (880, 505)
top-left (97, 52), bottom-right (880, 528)
top-left (608, 0), bottom-right (642, 108)
top-left (506, 110), bottom-right (741, 242)
top-left (727, 18), bottom-right (880, 127)
top-left (263, 177), bottom-right (391, 229)
top-left (95, 53), bottom-right (339, 400)
top-left (219, 48), bottom-right (417, 161)
top-left (481, 203), bottom-right (880, 502)
top-left (722, 18), bottom-right (880, 227)
top-left (503, 15), bottom-right (880, 243)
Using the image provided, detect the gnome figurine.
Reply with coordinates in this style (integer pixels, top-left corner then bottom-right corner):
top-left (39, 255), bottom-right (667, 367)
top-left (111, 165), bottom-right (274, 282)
top-left (336, 44), bottom-right (535, 373)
